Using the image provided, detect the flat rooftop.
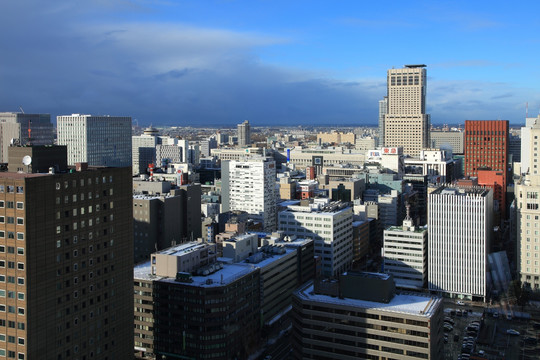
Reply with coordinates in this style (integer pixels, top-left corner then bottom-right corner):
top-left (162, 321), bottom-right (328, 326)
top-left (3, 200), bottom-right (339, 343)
top-left (134, 260), bottom-right (257, 287)
top-left (296, 283), bottom-right (442, 318)
top-left (431, 186), bottom-right (490, 197)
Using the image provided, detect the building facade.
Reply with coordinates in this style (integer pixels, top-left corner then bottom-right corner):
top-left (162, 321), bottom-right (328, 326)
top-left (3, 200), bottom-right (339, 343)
top-left (221, 158), bottom-right (277, 231)
top-left (237, 120), bottom-right (251, 147)
top-left (0, 146), bottom-right (133, 359)
top-left (430, 130), bottom-right (464, 154)
top-left (384, 65), bottom-right (430, 157)
top-left (292, 273), bottom-right (444, 360)
top-left (57, 114), bottom-right (132, 167)
top-left (278, 200), bottom-right (353, 277)
top-left (428, 186), bottom-right (493, 301)
top-left (516, 115), bottom-right (540, 291)
top-left (383, 216), bottom-right (428, 290)
top-left (0, 112), bottom-right (54, 163)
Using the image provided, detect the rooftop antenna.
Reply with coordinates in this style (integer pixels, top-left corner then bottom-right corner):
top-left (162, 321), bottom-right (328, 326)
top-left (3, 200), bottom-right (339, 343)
top-left (526, 102), bottom-right (529, 118)
top-left (19, 106), bottom-right (24, 114)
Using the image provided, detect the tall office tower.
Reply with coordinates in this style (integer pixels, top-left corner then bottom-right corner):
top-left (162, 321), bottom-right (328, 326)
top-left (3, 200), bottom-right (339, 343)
top-left (464, 120), bottom-right (509, 219)
top-left (132, 127), bottom-right (160, 175)
top-left (0, 145), bottom-right (133, 359)
top-left (237, 120), bottom-right (251, 147)
top-left (292, 273), bottom-right (443, 360)
top-left (221, 157), bottom-right (276, 231)
top-left (516, 115), bottom-right (540, 291)
top-left (200, 138), bottom-right (217, 157)
top-left (520, 116), bottom-right (540, 175)
top-left (430, 130), bottom-right (465, 154)
top-left (0, 112), bottom-right (54, 163)
top-left (384, 65), bottom-right (430, 157)
top-left (428, 186), bottom-right (493, 301)
top-left (378, 96), bottom-right (387, 147)
top-left (383, 208), bottom-right (428, 290)
top-left (278, 200), bottom-right (353, 277)
top-left (57, 114), bottom-right (132, 167)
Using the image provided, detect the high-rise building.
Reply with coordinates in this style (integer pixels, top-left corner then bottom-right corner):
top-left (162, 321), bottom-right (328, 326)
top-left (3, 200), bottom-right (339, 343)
top-left (428, 186), bottom-right (493, 301)
top-left (383, 209), bottom-right (428, 290)
top-left (0, 112), bottom-right (54, 163)
top-left (292, 273), bottom-right (444, 360)
top-left (278, 199), bottom-right (353, 277)
top-left (221, 157), bottom-right (276, 231)
top-left (57, 114), bottom-right (132, 167)
top-left (384, 65), bottom-right (430, 157)
top-left (132, 127), bottom-right (160, 176)
top-left (237, 120), bottom-right (251, 147)
top-left (464, 120), bottom-right (509, 219)
top-left (378, 96), bottom-right (387, 147)
top-left (516, 115), bottom-right (540, 291)
top-left (430, 130), bottom-right (465, 154)
top-left (0, 145), bottom-right (133, 359)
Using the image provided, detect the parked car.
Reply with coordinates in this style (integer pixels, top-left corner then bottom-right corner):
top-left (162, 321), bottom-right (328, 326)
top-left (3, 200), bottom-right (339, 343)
top-left (457, 300), bottom-right (466, 306)
top-left (493, 311), bottom-right (499, 318)
top-left (506, 314), bottom-right (513, 320)
top-left (507, 329), bottom-right (520, 336)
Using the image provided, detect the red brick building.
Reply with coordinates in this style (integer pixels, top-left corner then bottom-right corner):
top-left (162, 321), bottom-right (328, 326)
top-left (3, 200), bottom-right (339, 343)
top-left (464, 120), bottom-right (509, 221)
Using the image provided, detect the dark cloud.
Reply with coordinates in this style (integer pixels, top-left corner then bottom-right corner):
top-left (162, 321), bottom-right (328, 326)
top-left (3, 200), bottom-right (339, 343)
top-left (0, 1), bottom-right (536, 127)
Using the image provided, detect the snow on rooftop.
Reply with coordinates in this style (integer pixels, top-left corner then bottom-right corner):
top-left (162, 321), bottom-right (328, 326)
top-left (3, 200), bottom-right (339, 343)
top-left (296, 283), bottom-right (441, 318)
top-left (134, 260), bottom-right (257, 287)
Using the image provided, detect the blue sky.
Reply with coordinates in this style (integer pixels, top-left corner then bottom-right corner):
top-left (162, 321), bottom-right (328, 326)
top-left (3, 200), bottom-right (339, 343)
top-left (1, 0), bottom-right (539, 126)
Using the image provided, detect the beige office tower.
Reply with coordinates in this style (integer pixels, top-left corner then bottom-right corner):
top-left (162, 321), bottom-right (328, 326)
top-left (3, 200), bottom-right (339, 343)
top-left (0, 146), bottom-right (133, 359)
top-left (516, 115), bottom-right (540, 291)
top-left (384, 65), bottom-right (430, 157)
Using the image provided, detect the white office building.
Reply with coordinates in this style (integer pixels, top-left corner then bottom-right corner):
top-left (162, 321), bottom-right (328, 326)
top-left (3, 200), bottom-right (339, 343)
top-left (516, 115), bottom-right (540, 291)
top-left (222, 157), bottom-right (277, 231)
top-left (57, 114), bottom-right (131, 167)
top-left (279, 199), bottom-right (353, 277)
top-left (428, 186), bottom-right (493, 301)
top-left (383, 212), bottom-right (427, 290)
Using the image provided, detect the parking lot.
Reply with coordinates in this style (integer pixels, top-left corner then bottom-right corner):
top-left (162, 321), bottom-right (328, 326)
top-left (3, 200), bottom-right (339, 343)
top-left (442, 301), bottom-right (540, 360)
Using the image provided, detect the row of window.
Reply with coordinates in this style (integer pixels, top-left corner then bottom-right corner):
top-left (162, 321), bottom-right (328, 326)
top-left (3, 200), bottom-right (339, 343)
top-left (55, 176), bottom-right (114, 190)
top-left (0, 186), bottom-right (23, 194)
top-left (0, 202), bottom-right (23, 210)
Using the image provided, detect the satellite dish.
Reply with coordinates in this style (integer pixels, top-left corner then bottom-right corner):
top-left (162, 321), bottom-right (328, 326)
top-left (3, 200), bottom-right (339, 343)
top-left (22, 155), bottom-right (32, 166)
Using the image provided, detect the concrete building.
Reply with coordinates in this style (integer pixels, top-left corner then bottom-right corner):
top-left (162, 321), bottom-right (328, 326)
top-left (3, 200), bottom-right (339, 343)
top-left (0, 112), bottom-right (54, 163)
top-left (430, 130), bottom-right (464, 154)
top-left (57, 114), bottom-right (132, 167)
top-left (237, 120), bottom-right (251, 147)
top-left (132, 127), bottom-right (160, 175)
top-left (0, 145), bottom-right (134, 359)
top-left (404, 149), bottom-right (455, 183)
top-left (383, 211), bottom-right (428, 290)
top-left (428, 186), bottom-right (493, 301)
top-left (384, 65), bottom-right (430, 157)
top-left (354, 136), bottom-right (376, 151)
top-left (317, 131), bottom-right (355, 145)
top-left (292, 272), bottom-right (444, 359)
top-left (211, 147), bottom-right (267, 162)
top-left (283, 147), bottom-right (366, 171)
top-left (133, 180), bottom-right (201, 263)
top-left (378, 96), bottom-right (388, 147)
top-left (221, 157), bottom-right (277, 231)
top-left (516, 115), bottom-right (540, 291)
top-left (134, 242), bottom-right (260, 359)
top-left (278, 200), bottom-right (353, 277)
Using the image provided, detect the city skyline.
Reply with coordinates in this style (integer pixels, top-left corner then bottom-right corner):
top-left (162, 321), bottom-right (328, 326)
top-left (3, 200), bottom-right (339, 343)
top-left (1, 1), bottom-right (540, 126)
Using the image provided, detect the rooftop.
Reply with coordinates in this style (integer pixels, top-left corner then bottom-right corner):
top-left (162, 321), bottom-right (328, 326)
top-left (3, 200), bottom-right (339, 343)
top-left (296, 283), bottom-right (441, 318)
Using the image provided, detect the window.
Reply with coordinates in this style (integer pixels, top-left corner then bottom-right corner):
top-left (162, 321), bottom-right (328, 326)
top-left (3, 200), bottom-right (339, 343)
top-left (16, 233), bottom-right (23, 241)
top-left (0, 201), bottom-right (4, 208)
top-left (7, 232), bottom-right (14, 239)
top-left (0, 232), bottom-right (3, 238)
top-left (7, 202), bottom-right (14, 209)
top-left (17, 278), bottom-right (24, 285)
top-left (0, 217), bottom-right (4, 224)
top-left (16, 218), bottom-right (23, 225)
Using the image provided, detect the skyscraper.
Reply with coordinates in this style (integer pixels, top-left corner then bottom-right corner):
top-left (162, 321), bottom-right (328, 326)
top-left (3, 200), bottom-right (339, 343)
top-left (0, 145), bottom-right (133, 359)
top-left (378, 96), bottom-right (387, 147)
top-left (237, 120), bottom-right (251, 147)
top-left (464, 120), bottom-right (509, 220)
top-left (0, 112), bottom-right (54, 163)
top-left (384, 65), bottom-right (430, 157)
top-left (516, 115), bottom-right (540, 291)
top-left (221, 157), bottom-right (276, 231)
top-left (428, 186), bottom-right (493, 301)
top-left (57, 114), bottom-right (132, 167)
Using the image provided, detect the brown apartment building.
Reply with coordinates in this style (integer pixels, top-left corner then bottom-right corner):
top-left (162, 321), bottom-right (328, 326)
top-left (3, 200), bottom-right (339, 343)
top-left (0, 146), bottom-right (133, 359)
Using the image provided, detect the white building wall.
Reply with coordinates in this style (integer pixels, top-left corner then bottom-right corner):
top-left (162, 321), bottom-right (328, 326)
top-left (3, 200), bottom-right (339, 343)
top-left (57, 114), bottom-right (131, 167)
top-left (428, 187), bottom-right (492, 300)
